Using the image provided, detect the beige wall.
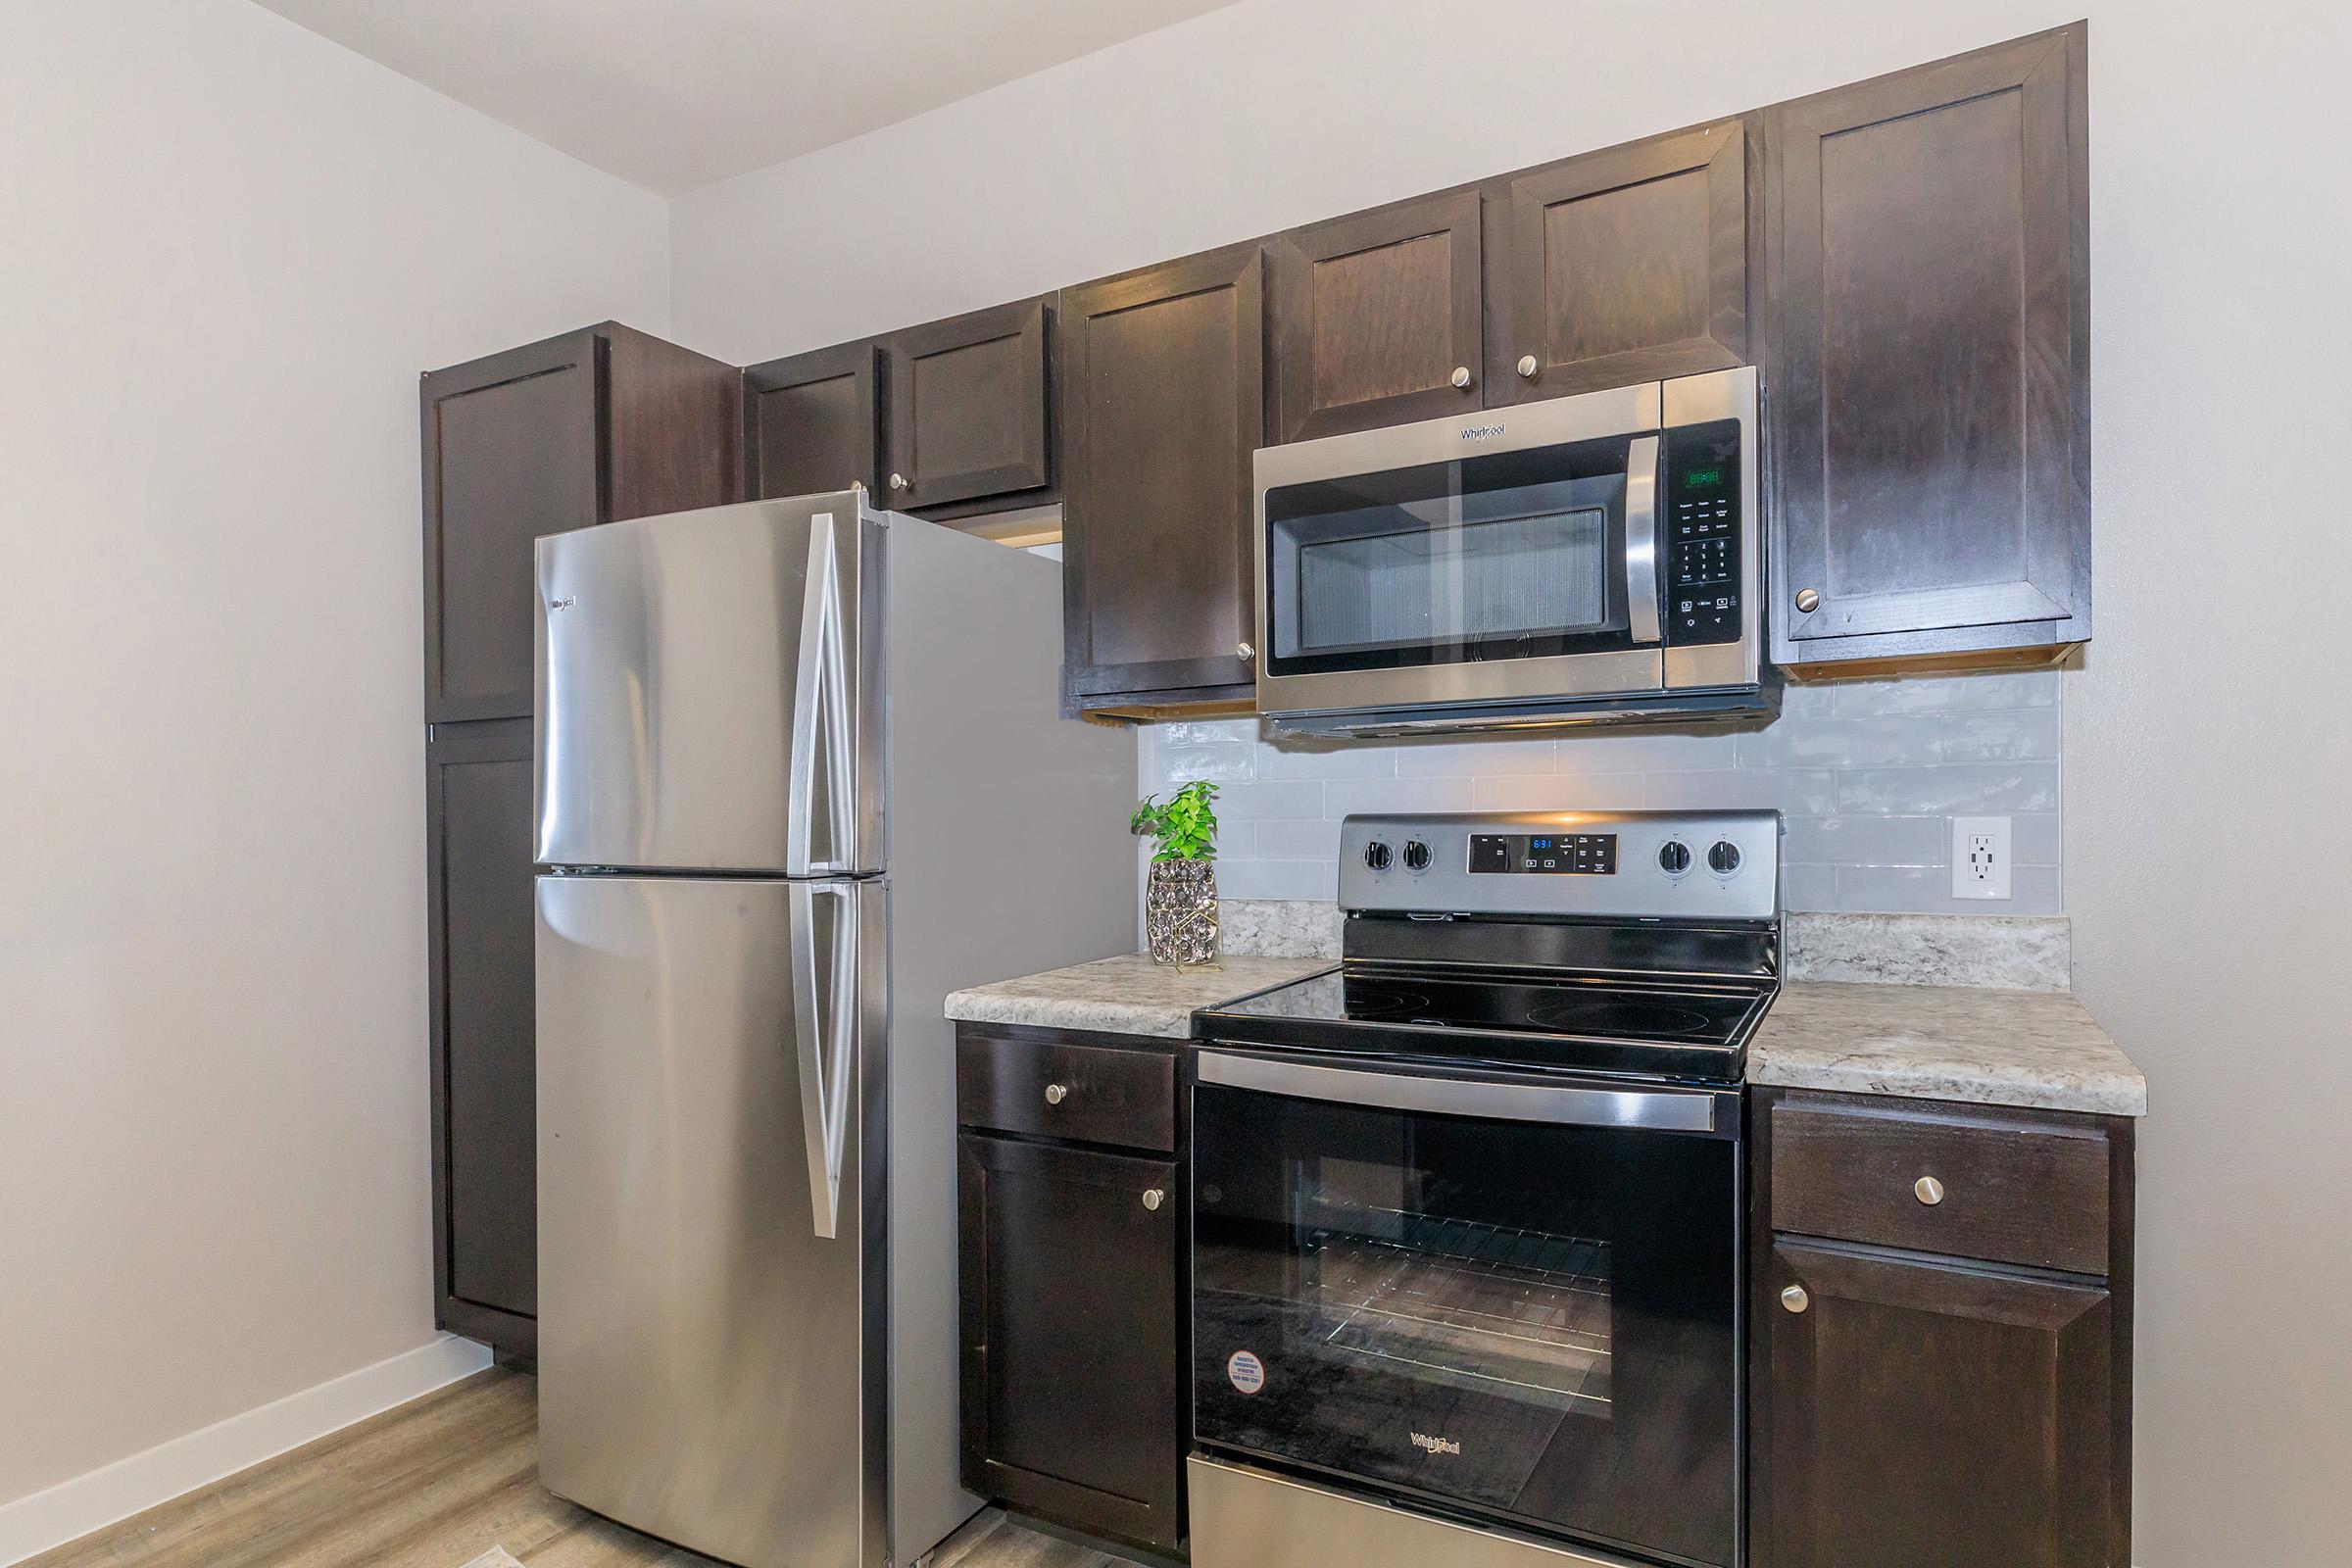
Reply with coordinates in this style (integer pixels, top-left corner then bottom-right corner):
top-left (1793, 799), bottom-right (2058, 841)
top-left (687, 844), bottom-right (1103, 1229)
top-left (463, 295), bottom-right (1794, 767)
top-left (0, 0), bottom-right (668, 1507)
top-left (670, 2), bottom-right (2352, 1561)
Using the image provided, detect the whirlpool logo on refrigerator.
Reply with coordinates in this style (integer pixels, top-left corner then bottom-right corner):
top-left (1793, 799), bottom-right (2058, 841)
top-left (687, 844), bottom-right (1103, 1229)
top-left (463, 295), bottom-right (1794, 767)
top-left (1409, 1432), bottom-right (1461, 1456)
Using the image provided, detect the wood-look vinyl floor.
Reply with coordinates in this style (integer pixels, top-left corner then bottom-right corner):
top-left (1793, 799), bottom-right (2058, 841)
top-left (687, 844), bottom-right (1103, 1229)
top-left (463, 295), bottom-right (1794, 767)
top-left (24, 1370), bottom-right (1134, 1568)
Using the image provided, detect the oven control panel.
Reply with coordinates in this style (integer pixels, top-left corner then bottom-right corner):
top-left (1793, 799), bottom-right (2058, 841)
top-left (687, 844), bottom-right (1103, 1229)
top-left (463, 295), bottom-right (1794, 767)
top-left (1662, 418), bottom-right (1743, 647)
top-left (1342, 809), bottom-right (1780, 921)
top-left (1468, 832), bottom-right (1617, 875)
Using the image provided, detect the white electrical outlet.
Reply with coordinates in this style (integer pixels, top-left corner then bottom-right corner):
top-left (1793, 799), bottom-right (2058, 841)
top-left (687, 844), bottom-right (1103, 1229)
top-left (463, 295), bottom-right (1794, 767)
top-left (1951, 816), bottom-right (2013, 900)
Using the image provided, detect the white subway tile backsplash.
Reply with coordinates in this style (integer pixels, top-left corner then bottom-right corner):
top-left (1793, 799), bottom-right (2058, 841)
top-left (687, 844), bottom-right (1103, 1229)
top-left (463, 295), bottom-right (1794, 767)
top-left (1938, 708), bottom-right (2062, 761)
top-left (1837, 762), bottom-right (2060, 814)
top-left (1137, 670), bottom-right (2068, 917)
top-left (1733, 715), bottom-right (1943, 769)
top-left (1157, 742), bottom-right (1257, 783)
top-left (1647, 768), bottom-right (1839, 814)
top-left (1471, 773), bottom-right (1647, 811)
top-left (1784, 813), bottom-right (1946, 867)
top-left (1259, 741), bottom-right (1399, 780)
top-left (1323, 777), bottom-right (1478, 817)
top-left (1214, 859), bottom-right (1339, 901)
top-left (1832, 670), bottom-right (2059, 715)
top-left (1251, 817), bottom-right (1345, 859)
top-left (1394, 736), bottom-right (1557, 777)
top-left (1207, 779), bottom-right (1325, 820)
top-left (1834, 863), bottom-right (2063, 917)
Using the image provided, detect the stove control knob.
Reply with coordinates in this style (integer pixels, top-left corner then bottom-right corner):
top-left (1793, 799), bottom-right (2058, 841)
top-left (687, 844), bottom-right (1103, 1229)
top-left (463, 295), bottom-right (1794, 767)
top-left (1402, 840), bottom-right (1432, 872)
top-left (1708, 840), bottom-right (1742, 875)
top-left (1364, 840), bottom-right (1394, 872)
top-left (1658, 840), bottom-right (1691, 875)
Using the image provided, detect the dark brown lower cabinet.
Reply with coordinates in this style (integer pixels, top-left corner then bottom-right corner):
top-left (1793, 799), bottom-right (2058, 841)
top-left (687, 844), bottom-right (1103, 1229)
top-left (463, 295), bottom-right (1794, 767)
top-left (1750, 1088), bottom-right (2134, 1568)
top-left (425, 717), bottom-right (538, 1358)
top-left (956, 1024), bottom-right (1187, 1553)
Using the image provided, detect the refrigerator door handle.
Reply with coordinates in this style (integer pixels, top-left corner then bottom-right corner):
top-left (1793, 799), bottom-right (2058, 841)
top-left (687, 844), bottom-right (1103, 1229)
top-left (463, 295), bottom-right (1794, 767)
top-left (791, 880), bottom-right (858, 1239)
top-left (788, 514), bottom-right (857, 877)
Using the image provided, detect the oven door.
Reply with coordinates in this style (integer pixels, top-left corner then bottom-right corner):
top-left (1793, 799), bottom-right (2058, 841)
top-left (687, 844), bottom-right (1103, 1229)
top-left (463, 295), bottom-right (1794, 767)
top-left (1191, 1051), bottom-right (1740, 1568)
top-left (1253, 383), bottom-right (1665, 719)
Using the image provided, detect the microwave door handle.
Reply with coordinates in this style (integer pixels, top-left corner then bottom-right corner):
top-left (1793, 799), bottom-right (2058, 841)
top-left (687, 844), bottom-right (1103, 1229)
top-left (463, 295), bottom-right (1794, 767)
top-left (1624, 433), bottom-right (1662, 645)
top-left (1196, 1050), bottom-right (1721, 1134)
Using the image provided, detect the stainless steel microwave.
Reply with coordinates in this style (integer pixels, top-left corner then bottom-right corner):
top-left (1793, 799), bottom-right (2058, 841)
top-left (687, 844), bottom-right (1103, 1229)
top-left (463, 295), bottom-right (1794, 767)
top-left (1251, 366), bottom-right (1772, 735)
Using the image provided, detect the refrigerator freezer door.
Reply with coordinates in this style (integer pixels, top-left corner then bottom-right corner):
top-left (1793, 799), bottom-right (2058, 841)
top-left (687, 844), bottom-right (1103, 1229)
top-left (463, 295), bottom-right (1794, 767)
top-left (534, 494), bottom-right (882, 875)
top-left (536, 873), bottom-right (888, 1568)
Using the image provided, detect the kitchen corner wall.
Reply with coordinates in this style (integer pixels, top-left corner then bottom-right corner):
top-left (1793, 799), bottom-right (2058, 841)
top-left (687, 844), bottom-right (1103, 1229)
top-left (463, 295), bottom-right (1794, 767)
top-left (0, 0), bottom-right (670, 1530)
top-left (1142, 672), bottom-right (2063, 915)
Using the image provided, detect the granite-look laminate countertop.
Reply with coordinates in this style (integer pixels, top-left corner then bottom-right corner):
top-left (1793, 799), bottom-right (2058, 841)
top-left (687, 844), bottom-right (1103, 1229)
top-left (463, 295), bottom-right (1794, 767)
top-left (945, 954), bottom-right (1331, 1040)
top-left (1750, 981), bottom-right (2145, 1116)
top-left (946, 958), bottom-right (2146, 1116)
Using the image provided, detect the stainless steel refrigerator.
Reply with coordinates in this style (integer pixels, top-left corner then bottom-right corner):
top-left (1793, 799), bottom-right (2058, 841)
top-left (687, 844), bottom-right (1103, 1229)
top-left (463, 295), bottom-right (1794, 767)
top-left (530, 490), bottom-right (1136, 1568)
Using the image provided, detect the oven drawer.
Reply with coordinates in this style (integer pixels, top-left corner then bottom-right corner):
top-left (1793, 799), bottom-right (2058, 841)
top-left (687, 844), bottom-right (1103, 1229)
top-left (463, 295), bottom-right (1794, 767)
top-left (1767, 1095), bottom-right (2113, 1275)
top-left (956, 1028), bottom-right (1176, 1153)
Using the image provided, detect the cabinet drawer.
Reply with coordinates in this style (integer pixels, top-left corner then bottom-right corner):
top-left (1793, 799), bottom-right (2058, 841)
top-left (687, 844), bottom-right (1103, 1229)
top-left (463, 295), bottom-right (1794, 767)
top-left (957, 1032), bottom-right (1176, 1152)
top-left (1769, 1097), bottom-right (2111, 1275)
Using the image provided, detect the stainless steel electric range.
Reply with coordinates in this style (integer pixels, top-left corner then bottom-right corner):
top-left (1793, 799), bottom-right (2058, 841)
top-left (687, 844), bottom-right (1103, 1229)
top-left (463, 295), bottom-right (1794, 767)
top-left (1186, 809), bottom-right (1781, 1568)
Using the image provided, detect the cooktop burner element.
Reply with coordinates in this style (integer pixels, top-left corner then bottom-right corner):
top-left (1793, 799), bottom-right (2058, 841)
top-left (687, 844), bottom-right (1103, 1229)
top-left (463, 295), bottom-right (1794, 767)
top-left (1525, 997), bottom-right (1715, 1039)
top-left (1194, 809), bottom-right (1783, 1087)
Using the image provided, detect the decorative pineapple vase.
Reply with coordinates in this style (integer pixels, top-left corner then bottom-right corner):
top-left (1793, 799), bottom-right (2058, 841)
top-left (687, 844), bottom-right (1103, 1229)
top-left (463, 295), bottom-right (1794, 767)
top-left (1145, 858), bottom-right (1220, 967)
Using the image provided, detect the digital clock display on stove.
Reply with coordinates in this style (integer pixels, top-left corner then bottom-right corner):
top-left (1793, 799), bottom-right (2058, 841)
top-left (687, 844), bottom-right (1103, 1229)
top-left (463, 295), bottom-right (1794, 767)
top-left (1468, 833), bottom-right (1618, 875)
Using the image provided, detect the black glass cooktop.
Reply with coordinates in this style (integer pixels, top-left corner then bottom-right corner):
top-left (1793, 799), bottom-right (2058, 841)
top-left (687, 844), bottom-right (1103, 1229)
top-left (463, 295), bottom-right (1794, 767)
top-left (1196, 966), bottom-right (1771, 1084)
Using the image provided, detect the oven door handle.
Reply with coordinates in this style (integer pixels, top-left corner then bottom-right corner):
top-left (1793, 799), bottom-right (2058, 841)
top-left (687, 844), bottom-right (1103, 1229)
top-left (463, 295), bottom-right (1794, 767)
top-left (1196, 1050), bottom-right (1722, 1134)
top-left (1623, 432), bottom-right (1662, 646)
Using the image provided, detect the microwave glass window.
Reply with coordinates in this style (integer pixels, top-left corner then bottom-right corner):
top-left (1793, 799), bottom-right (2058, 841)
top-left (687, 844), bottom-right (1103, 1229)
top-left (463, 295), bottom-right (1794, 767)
top-left (1295, 500), bottom-right (1608, 655)
top-left (1262, 437), bottom-right (1641, 678)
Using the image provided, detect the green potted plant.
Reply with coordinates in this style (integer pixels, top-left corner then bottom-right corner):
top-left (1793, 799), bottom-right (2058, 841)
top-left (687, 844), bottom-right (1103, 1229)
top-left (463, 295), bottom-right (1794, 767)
top-left (1130, 780), bottom-right (1221, 967)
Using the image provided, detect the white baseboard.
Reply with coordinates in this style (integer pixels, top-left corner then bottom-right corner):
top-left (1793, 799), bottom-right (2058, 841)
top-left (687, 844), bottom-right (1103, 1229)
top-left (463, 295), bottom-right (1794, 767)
top-left (0, 1333), bottom-right (494, 1566)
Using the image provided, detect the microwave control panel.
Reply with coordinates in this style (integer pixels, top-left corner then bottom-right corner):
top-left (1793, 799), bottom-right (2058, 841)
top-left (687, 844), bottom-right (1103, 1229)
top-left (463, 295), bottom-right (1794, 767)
top-left (1662, 418), bottom-right (1742, 646)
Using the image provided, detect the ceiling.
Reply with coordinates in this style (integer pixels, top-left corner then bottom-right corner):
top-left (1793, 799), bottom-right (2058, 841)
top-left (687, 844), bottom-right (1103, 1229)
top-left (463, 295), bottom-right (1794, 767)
top-left (253, 0), bottom-right (1242, 195)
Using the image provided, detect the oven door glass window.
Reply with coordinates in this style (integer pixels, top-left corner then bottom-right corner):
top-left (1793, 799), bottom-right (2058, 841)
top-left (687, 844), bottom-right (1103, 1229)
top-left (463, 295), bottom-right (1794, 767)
top-left (1264, 436), bottom-right (1643, 678)
top-left (1192, 1077), bottom-right (1737, 1568)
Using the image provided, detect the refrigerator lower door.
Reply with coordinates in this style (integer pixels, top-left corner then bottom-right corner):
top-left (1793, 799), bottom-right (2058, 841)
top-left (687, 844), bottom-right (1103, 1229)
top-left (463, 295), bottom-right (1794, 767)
top-left (536, 872), bottom-right (888, 1568)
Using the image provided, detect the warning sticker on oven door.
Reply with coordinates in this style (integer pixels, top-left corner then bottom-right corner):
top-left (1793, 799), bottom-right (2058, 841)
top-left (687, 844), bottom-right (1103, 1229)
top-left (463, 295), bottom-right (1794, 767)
top-left (1226, 1350), bottom-right (1266, 1395)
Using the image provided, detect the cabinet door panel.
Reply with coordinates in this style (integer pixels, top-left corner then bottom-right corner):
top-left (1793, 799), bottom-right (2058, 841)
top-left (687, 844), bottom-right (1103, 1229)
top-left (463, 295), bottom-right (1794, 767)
top-left (1060, 244), bottom-right (1263, 709)
top-left (427, 718), bottom-right (538, 1322)
top-left (422, 334), bottom-right (603, 722)
top-left (883, 299), bottom-right (1050, 509)
top-left (1269, 190), bottom-right (1483, 441)
top-left (1759, 1239), bottom-right (2112, 1568)
top-left (1485, 119), bottom-right (1748, 400)
top-left (1768, 24), bottom-right (2088, 668)
top-left (744, 340), bottom-right (880, 498)
top-left (959, 1133), bottom-right (1182, 1549)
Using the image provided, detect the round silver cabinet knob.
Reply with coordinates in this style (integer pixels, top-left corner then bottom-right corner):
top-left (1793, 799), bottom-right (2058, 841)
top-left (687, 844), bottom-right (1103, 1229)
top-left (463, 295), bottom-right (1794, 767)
top-left (1044, 1083), bottom-right (1068, 1105)
top-left (1781, 1284), bottom-right (1810, 1314)
top-left (1449, 366), bottom-right (1473, 390)
top-left (888, 472), bottom-right (908, 492)
top-left (1236, 641), bottom-right (1255, 662)
top-left (1143, 1189), bottom-right (1165, 1212)
top-left (1794, 587), bottom-right (1822, 613)
top-left (1915, 1175), bottom-right (1946, 1206)
top-left (1516, 354), bottom-right (1539, 379)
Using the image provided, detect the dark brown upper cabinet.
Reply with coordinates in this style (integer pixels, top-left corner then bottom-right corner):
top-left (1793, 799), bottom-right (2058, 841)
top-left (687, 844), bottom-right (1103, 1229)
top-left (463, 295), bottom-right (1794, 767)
top-left (426, 715), bottom-right (538, 1355)
top-left (420, 323), bottom-right (739, 722)
top-left (743, 339), bottom-right (881, 499)
top-left (1765, 24), bottom-right (2090, 674)
top-left (1268, 189), bottom-right (1485, 442)
top-left (1058, 243), bottom-right (1264, 717)
top-left (1483, 118), bottom-right (1750, 402)
top-left (880, 297), bottom-right (1052, 510)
